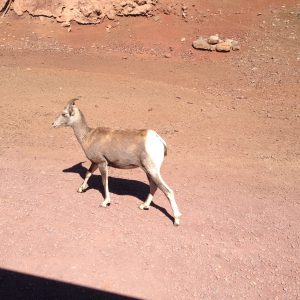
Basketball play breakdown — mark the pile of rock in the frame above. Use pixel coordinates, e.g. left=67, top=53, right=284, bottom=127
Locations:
left=192, top=34, right=240, bottom=52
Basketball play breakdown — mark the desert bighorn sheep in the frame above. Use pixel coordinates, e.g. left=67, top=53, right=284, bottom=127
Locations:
left=52, top=99, right=181, bottom=225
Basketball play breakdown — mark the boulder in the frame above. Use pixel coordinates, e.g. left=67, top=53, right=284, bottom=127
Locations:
left=192, top=37, right=211, bottom=51
left=216, top=42, right=231, bottom=52
left=231, top=40, right=241, bottom=51
left=208, top=34, right=219, bottom=45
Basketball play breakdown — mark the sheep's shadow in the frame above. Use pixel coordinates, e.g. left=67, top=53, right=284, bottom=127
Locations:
left=63, top=162, right=173, bottom=223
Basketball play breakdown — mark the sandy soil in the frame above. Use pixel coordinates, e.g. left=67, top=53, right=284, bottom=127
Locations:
left=0, top=1, right=299, bottom=299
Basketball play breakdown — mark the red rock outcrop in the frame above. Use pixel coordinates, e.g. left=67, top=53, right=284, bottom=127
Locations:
left=1, top=0, right=157, bottom=23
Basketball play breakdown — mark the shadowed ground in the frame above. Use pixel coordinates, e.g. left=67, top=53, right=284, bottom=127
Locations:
left=0, top=268, right=140, bottom=300
left=63, top=162, right=174, bottom=222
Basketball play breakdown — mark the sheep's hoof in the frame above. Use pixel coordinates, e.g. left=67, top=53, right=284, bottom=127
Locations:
left=77, top=186, right=87, bottom=193
left=174, top=217, right=180, bottom=226
left=139, top=204, right=149, bottom=210
left=101, top=201, right=111, bottom=208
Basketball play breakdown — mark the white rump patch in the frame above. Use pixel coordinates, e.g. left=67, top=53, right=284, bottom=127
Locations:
left=145, top=130, right=166, bottom=170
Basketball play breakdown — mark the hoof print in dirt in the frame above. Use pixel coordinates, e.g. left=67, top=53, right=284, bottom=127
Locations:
left=192, top=34, right=240, bottom=52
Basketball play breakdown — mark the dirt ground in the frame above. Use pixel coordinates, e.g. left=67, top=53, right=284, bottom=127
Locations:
left=0, top=1, right=299, bottom=299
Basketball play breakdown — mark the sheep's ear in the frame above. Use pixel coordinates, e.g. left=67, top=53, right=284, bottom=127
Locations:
left=66, top=97, right=80, bottom=115
left=67, top=97, right=80, bottom=107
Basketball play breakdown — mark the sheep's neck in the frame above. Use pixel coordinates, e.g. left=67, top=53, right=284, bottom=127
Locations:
left=72, top=112, right=90, bottom=145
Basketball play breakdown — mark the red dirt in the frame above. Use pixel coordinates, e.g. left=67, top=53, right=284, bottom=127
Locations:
left=0, top=1, right=299, bottom=299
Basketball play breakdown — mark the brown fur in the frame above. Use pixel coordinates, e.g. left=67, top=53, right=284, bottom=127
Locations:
left=82, top=128, right=149, bottom=169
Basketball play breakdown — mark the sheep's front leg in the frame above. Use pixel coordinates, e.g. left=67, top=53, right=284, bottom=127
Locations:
left=77, top=162, right=97, bottom=193
left=99, top=162, right=111, bottom=207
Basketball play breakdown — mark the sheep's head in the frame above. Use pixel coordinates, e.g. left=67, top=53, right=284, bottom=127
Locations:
left=52, top=98, right=81, bottom=128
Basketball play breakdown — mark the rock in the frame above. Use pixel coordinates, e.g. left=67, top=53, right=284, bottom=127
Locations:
left=223, top=39, right=240, bottom=51
left=208, top=34, right=219, bottom=45
left=224, top=38, right=233, bottom=44
left=231, top=40, right=240, bottom=51
left=216, top=42, right=231, bottom=52
left=61, top=21, right=71, bottom=27
left=153, top=15, right=160, bottom=22
left=210, top=44, right=217, bottom=51
left=10, top=0, right=157, bottom=24
left=181, top=5, right=188, bottom=18
left=164, top=53, right=172, bottom=58
left=0, top=0, right=8, bottom=11
left=181, top=37, right=186, bottom=42
left=106, top=10, right=116, bottom=20
left=163, top=6, right=171, bottom=15
left=193, top=35, right=240, bottom=52
left=192, top=37, right=211, bottom=51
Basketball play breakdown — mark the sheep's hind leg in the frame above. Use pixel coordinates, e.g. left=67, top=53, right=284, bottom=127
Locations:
left=149, top=171, right=182, bottom=226
left=77, top=162, right=97, bottom=193
left=139, top=174, right=158, bottom=210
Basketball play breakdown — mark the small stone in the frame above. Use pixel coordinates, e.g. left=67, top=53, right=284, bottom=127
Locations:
left=62, top=21, right=71, bottom=27
left=163, top=7, right=171, bottom=15
left=231, top=40, right=240, bottom=51
left=216, top=42, right=231, bottom=52
left=106, top=10, right=116, bottom=20
left=225, top=38, right=233, bottom=44
left=164, top=53, right=172, bottom=58
left=208, top=34, right=219, bottom=45
left=210, top=45, right=217, bottom=51
left=153, top=16, right=160, bottom=22
left=223, top=39, right=240, bottom=51
left=192, top=37, right=211, bottom=50
left=181, top=37, right=186, bottom=42
left=67, top=27, right=72, bottom=33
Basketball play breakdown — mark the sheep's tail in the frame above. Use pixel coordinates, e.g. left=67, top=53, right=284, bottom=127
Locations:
left=157, top=133, right=167, bottom=156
